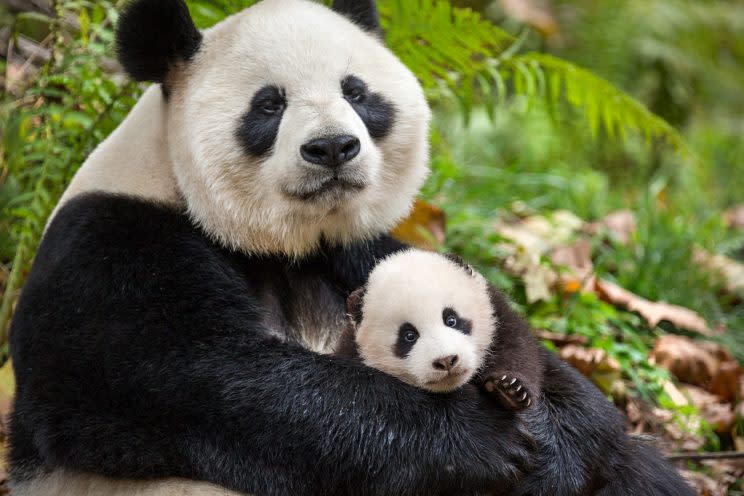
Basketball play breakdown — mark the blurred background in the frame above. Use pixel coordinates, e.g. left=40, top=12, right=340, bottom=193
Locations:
left=1, top=0, right=743, bottom=493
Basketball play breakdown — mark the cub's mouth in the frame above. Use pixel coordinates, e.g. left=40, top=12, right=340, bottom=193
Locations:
left=425, top=368, right=472, bottom=392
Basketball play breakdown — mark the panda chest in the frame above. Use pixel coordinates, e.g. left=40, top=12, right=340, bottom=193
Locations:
left=257, top=271, right=347, bottom=355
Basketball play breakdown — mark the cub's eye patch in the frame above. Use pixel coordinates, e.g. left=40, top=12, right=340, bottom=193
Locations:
left=341, top=74, right=395, bottom=139
left=236, top=85, right=286, bottom=157
left=393, top=322, right=419, bottom=359
left=443, top=307, right=472, bottom=335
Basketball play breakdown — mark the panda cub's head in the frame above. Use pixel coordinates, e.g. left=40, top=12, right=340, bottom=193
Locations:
left=348, top=250, right=496, bottom=393
left=116, top=0, right=431, bottom=257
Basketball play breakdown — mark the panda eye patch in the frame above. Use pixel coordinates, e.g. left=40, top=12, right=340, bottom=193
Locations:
left=254, top=86, right=286, bottom=115
left=236, top=85, right=287, bottom=157
left=341, top=74, right=395, bottom=139
left=342, top=76, right=368, bottom=103
left=443, top=307, right=471, bottom=335
left=393, top=323, right=419, bottom=358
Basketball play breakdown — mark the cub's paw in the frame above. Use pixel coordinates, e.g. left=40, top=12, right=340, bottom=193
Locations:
left=482, top=372, right=533, bottom=411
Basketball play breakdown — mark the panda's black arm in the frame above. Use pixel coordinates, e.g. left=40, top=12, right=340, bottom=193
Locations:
left=9, top=194, right=530, bottom=496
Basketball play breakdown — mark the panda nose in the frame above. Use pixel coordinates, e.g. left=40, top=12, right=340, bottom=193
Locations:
left=432, top=355, right=459, bottom=371
left=300, top=135, right=360, bottom=169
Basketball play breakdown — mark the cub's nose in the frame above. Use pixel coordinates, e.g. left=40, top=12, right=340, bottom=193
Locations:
left=300, top=135, right=360, bottom=169
left=432, top=355, right=459, bottom=372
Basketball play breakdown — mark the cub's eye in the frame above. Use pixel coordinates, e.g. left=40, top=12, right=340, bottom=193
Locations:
left=443, top=309, right=459, bottom=328
left=342, top=75, right=368, bottom=104
left=403, top=329, right=418, bottom=343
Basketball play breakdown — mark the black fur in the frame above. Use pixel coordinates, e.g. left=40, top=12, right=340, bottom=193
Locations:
left=342, top=75, right=396, bottom=139
left=236, top=85, right=287, bottom=157
left=393, top=323, right=419, bottom=359
left=115, top=0, right=202, bottom=88
left=443, top=307, right=472, bottom=335
left=10, top=193, right=532, bottom=496
left=474, top=285, right=545, bottom=411
left=9, top=193, right=694, bottom=495
left=332, top=0, right=381, bottom=33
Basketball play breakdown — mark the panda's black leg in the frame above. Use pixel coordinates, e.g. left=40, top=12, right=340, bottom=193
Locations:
left=481, top=371, right=534, bottom=411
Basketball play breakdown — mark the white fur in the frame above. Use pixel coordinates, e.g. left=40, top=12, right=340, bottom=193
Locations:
left=356, top=250, right=496, bottom=392
left=51, top=85, right=181, bottom=223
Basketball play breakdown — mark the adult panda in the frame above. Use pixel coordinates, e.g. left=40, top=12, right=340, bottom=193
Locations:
left=8, top=0, right=694, bottom=495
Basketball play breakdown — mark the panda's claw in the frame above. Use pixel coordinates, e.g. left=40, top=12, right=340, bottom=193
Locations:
left=480, top=372, right=534, bottom=411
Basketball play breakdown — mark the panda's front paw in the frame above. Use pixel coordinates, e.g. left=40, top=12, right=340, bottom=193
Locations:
left=482, top=372, right=533, bottom=411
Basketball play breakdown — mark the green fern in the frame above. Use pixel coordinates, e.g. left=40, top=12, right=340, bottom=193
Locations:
left=380, top=0, right=691, bottom=157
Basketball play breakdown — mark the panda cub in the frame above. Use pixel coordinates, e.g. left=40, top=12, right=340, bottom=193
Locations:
left=337, top=249, right=543, bottom=410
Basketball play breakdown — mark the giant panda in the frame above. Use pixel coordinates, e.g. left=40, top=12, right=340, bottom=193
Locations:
left=8, top=0, right=695, bottom=495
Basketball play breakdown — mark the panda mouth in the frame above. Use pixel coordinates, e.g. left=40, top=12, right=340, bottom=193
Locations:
left=285, top=176, right=367, bottom=202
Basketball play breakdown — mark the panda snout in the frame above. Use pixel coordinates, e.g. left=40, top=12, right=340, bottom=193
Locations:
left=300, top=134, right=360, bottom=169
left=432, top=354, right=459, bottom=372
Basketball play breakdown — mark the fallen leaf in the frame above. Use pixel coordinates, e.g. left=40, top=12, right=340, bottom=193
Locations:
left=585, top=209, right=637, bottom=245
left=650, top=335, right=719, bottom=387
left=503, top=247, right=556, bottom=303
left=391, top=199, right=446, bottom=251
left=594, top=278, right=715, bottom=336
left=499, top=0, right=558, bottom=36
left=710, top=360, right=742, bottom=403
left=533, top=329, right=588, bottom=347
left=680, top=469, right=726, bottom=496
left=694, top=248, right=744, bottom=297
left=725, top=205, right=744, bottom=230
left=550, top=237, right=594, bottom=291
left=683, top=385, right=736, bottom=434
left=559, top=344, right=621, bottom=394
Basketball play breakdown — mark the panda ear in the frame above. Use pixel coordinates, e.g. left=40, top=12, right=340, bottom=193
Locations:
left=346, top=286, right=367, bottom=326
left=443, top=253, right=475, bottom=277
left=332, top=0, right=381, bottom=33
left=116, top=0, right=203, bottom=84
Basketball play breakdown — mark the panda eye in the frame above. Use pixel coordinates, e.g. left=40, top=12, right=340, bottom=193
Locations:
left=443, top=309, right=458, bottom=328
left=260, top=99, right=285, bottom=116
left=403, top=329, right=419, bottom=343
left=342, top=75, right=368, bottom=104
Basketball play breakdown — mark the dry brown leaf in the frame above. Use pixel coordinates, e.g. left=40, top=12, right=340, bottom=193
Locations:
left=585, top=209, right=637, bottom=245
left=559, top=345, right=621, bottom=394
left=499, top=0, right=558, bottom=36
left=683, top=385, right=736, bottom=434
left=391, top=199, right=446, bottom=251
left=650, top=335, right=719, bottom=387
left=533, top=329, right=588, bottom=347
left=550, top=237, right=594, bottom=292
left=710, top=360, right=742, bottom=403
left=681, top=469, right=727, bottom=496
left=694, top=248, right=744, bottom=297
left=725, top=205, right=744, bottom=230
left=594, top=278, right=715, bottom=336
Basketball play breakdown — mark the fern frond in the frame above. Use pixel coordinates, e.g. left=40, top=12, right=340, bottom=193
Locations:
left=499, top=53, right=692, bottom=156
left=380, top=0, right=514, bottom=90
left=380, top=0, right=691, bottom=157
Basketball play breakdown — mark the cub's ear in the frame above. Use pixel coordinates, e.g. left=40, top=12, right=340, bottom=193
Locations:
left=346, top=286, right=367, bottom=326
left=116, top=0, right=202, bottom=84
left=443, top=253, right=475, bottom=277
left=332, top=0, right=380, bottom=33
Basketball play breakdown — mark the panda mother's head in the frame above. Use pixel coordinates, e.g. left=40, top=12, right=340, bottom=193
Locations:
left=116, top=0, right=431, bottom=257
